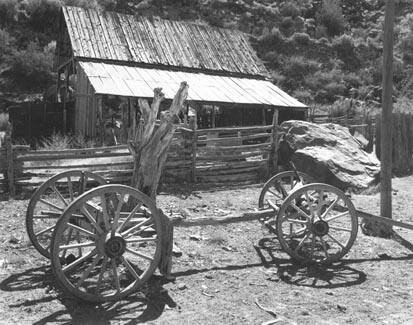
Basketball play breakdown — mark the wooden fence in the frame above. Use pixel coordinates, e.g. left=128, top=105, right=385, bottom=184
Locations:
left=376, top=112, right=413, bottom=174
left=0, top=125, right=277, bottom=197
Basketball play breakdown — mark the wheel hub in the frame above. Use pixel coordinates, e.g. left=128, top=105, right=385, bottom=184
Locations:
left=312, top=220, right=329, bottom=236
left=104, top=234, right=126, bottom=258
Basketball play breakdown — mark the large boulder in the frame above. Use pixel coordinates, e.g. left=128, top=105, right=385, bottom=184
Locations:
left=281, top=120, right=380, bottom=191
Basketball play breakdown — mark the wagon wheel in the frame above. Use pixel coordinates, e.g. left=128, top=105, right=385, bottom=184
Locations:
left=26, top=170, right=106, bottom=258
left=276, top=183, right=358, bottom=264
left=50, top=184, right=162, bottom=303
left=258, top=171, right=313, bottom=233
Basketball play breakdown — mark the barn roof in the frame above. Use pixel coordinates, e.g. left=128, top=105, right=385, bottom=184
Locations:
left=78, top=61, right=306, bottom=108
left=61, top=6, right=268, bottom=77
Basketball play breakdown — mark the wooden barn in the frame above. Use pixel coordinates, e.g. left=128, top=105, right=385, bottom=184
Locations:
left=55, top=6, right=307, bottom=141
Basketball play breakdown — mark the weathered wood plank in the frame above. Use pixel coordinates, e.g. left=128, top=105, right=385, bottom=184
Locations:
left=171, top=209, right=275, bottom=227
left=357, top=210, right=413, bottom=231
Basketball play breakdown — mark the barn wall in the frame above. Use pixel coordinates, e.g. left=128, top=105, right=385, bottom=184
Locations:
left=75, top=63, right=97, bottom=138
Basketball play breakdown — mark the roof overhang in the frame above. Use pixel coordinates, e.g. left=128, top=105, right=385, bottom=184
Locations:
left=78, top=61, right=307, bottom=108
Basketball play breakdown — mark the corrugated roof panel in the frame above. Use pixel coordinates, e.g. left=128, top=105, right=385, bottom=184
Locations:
left=78, top=61, right=306, bottom=108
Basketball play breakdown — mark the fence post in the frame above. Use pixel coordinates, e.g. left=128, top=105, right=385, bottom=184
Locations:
left=189, top=114, right=197, bottom=184
left=375, top=114, right=381, bottom=160
left=270, top=109, right=279, bottom=175
left=5, top=123, right=15, bottom=198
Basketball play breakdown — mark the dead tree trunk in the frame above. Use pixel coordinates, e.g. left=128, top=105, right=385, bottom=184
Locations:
left=128, top=82, right=189, bottom=201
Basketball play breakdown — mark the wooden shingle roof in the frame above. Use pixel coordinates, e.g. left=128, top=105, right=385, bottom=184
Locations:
left=61, top=6, right=268, bottom=77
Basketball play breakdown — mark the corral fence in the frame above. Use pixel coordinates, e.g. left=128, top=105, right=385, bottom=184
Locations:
left=309, top=110, right=376, bottom=150
left=0, top=124, right=278, bottom=198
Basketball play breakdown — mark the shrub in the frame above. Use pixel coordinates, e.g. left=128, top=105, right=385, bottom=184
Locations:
left=292, top=89, right=313, bottom=104
left=263, top=51, right=280, bottom=68
left=316, top=0, right=346, bottom=37
left=0, top=0, right=18, bottom=28
left=394, top=97, right=413, bottom=114
left=324, top=81, right=347, bottom=100
left=290, top=32, right=311, bottom=46
left=38, top=132, right=72, bottom=151
left=0, top=28, right=15, bottom=58
left=3, top=40, right=55, bottom=91
left=72, top=134, right=97, bottom=148
left=270, top=71, right=286, bottom=86
left=332, top=34, right=359, bottom=70
left=283, top=56, right=319, bottom=80
left=279, top=16, right=295, bottom=36
left=279, top=2, right=300, bottom=18
left=19, top=0, right=61, bottom=37
left=0, top=113, right=9, bottom=131
left=64, top=0, right=101, bottom=10
left=257, top=27, right=285, bottom=51
left=343, top=72, right=362, bottom=89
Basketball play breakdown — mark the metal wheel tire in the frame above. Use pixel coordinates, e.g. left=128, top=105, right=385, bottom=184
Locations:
left=276, top=183, right=358, bottom=264
left=50, top=184, right=163, bottom=303
left=26, top=170, right=106, bottom=258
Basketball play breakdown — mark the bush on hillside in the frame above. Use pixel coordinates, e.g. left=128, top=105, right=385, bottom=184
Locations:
left=398, top=14, right=413, bottom=64
left=280, top=56, right=319, bottom=91
left=0, top=0, right=18, bottom=28
left=324, top=81, right=347, bottom=100
left=0, top=28, right=15, bottom=58
left=279, top=2, right=300, bottom=18
left=393, top=96, right=413, bottom=114
left=270, top=71, right=286, bottom=87
left=19, top=0, right=61, bottom=37
left=316, top=0, right=346, bottom=37
left=257, top=27, right=285, bottom=52
left=290, top=32, right=311, bottom=46
left=304, top=69, right=348, bottom=103
left=292, top=89, right=313, bottom=104
left=343, top=72, right=363, bottom=89
left=3, top=40, right=55, bottom=91
left=263, top=51, right=280, bottom=69
left=332, top=34, right=360, bottom=70
left=282, top=56, right=319, bottom=80
left=279, top=16, right=295, bottom=36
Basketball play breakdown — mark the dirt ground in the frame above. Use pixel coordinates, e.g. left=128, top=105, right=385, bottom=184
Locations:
left=0, top=176, right=412, bottom=325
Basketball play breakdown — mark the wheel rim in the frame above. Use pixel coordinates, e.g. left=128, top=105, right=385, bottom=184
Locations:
left=51, top=184, right=162, bottom=302
left=258, top=171, right=313, bottom=210
left=276, top=183, right=358, bottom=264
left=26, top=171, right=106, bottom=258
left=258, top=171, right=313, bottom=233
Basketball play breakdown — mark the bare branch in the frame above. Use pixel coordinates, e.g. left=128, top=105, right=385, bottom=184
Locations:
left=140, top=88, right=165, bottom=146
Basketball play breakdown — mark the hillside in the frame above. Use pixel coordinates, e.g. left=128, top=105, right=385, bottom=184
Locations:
left=0, top=0, right=412, bottom=110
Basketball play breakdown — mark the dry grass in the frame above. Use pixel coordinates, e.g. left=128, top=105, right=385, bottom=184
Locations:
left=0, top=113, right=9, bottom=131
left=38, top=132, right=72, bottom=151
left=37, top=133, right=98, bottom=150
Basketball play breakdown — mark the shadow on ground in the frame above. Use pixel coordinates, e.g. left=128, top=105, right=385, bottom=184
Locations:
left=1, top=266, right=175, bottom=324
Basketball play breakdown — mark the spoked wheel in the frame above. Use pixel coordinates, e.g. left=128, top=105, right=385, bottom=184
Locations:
left=50, top=184, right=162, bottom=302
left=26, top=170, right=106, bottom=258
left=258, top=171, right=313, bottom=233
left=276, top=183, right=358, bottom=264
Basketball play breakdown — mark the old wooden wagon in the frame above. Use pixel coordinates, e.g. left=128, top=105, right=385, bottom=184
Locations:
left=25, top=168, right=413, bottom=302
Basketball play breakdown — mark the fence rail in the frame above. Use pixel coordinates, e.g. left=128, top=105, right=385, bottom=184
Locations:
left=0, top=124, right=278, bottom=197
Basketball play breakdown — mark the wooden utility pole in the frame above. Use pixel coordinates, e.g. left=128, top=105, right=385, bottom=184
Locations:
left=361, top=0, right=395, bottom=237
left=381, top=0, right=395, bottom=221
